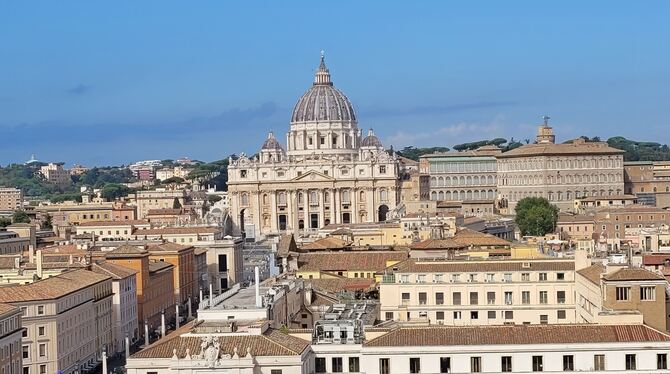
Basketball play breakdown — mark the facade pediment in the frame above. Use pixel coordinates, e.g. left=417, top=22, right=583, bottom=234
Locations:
left=291, top=170, right=335, bottom=182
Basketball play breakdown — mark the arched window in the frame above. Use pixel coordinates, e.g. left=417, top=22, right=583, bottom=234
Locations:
left=360, top=190, right=366, bottom=202
left=430, top=177, right=437, bottom=187
left=278, top=192, right=287, bottom=205
left=262, top=194, right=269, bottom=205
left=342, top=190, right=350, bottom=203
left=380, top=189, right=388, bottom=201
left=241, top=193, right=249, bottom=206
left=310, top=190, right=318, bottom=203
left=298, top=193, right=304, bottom=204
left=324, top=191, right=330, bottom=201
left=438, top=176, right=444, bottom=187
left=438, top=191, right=444, bottom=200
left=431, top=191, right=437, bottom=200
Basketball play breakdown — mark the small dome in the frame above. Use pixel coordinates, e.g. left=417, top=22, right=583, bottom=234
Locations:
left=290, top=54, right=356, bottom=124
left=261, top=132, right=283, bottom=151
left=361, top=129, right=383, bottom=148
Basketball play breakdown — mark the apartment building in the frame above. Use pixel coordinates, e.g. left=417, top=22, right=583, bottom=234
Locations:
left=104, top=245, right=175, bottom=333
left=296, top=251, right=409, bottom=281
left=75, top=220, right=150, bottom=240
left=0, top=188, right=23, bottom=211
left=0, top=304, right=22, bottom=374
left=37, top=202, right=137, bottom=227
left=133, top=190, right=187, bottom=219
left=0, top=269, right=112, bottom=374
left=135, top=226, right=223, bottom=244
left=624, top=160, right=670, bottom=207
left=594, top=205, right=670, bottom=247
left=38, top=163, right=70, bottom=189
left=576, top=262, right=668, bottom=331
left=91, top=262, right=139, bottom=355
left=0, top=231, right=30, bottom=256
left=147, top=243, right=196, bottom=305
left=380, top=258, right=576, bottom=325
left=556, top=214, right=595, bottom=240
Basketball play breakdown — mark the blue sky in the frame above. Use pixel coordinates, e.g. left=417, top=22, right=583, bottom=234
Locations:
left=1, top=1, right=668, bottom=166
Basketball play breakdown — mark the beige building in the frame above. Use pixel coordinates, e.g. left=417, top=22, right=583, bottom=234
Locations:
left=380, top=258, right=576, bottom=325
left=228, top=55, right=400, bottom=239
left=423, top=146, right=501, bottom=202
left=133, top=189, right=187, bottom=219
left=624, top=160, right=670, bottom=208
left=0, top=269, right=113, bottom=374
left=0, top=187, right=23, bottom=211
left=576, top=262, right=669, bottom=331
left=0, top=303, right=22, bottom=374
left=39, top=163, right=70, bottom=189
left=496, top=122, right=625, bottom=211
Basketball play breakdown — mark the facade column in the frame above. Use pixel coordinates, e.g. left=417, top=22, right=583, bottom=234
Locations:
left=319, top=189, right=325, bottom=228
left=270, top=191, right=278, bottom=232
left=294, top=190, right=300, bottom=232
left=351, top=187, right=358, bottom=223
left=253, top=191, right=261, bottom=237
left=368, top=188, right=375, bottom=223
left=330, top=187, right=336, bottom=224
left=333, top=188, right=340, bottom=224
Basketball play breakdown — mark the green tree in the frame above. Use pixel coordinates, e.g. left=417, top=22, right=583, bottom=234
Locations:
left=12, top=210, right=31, bottom=224
left=0, top=217, right=11, bottom=227
left=101, top=183, right=131, bottom=201
left=162, top=177, right=185, bottom=185
left=514, top=197, right=559, bottom=236
left=41, top=214, right=53, bottom=230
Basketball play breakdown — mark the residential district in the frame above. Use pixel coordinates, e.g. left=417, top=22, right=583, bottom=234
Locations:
left=2, top=56, right=670, bottom=374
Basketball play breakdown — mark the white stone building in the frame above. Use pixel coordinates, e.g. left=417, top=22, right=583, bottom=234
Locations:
left=228, top=55, right=401, bottom=239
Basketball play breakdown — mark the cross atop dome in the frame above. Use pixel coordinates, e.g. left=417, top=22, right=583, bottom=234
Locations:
left=314, top=51, right=332, bottom=86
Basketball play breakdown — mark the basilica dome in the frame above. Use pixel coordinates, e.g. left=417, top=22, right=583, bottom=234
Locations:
left=361, top=129, right=383, bottom=148
left=290, top=55, right=357, bottom=124
left=261, top=132, right=283, bottom=151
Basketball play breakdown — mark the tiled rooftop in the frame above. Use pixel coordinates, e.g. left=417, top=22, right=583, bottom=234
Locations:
left=298, top=251, right=408, bottom=272
left=0, top=269, right=110, bottom=302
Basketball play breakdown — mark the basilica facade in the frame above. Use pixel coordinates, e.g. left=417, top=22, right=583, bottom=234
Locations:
left=228, top=55, right=400, bottom=238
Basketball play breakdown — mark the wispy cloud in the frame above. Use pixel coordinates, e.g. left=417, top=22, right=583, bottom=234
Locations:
left=360, top=101, right=515, bottom=118
left=67, top=84, right=92, bottom=95
left=384, top=114, right=508, bottom=147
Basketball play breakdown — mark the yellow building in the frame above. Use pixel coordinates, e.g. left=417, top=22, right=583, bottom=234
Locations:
left=296, top=251, right=408, bottom=282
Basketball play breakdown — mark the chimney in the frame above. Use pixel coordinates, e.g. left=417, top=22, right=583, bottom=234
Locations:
left=254, top=266, right=262, bottom=307
left=36, top=250, right=43, bottom=279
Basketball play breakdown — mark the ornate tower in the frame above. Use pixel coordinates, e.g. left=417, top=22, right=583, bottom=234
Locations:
left=536, top=115, right=556, bottom=144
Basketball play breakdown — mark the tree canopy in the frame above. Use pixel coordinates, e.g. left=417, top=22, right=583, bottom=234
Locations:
left=12, top=210, right=31, bottom=224
left=101, top=183, right=132, bottom=200
left=514, top=197, right=559, bottom=237
left=396, top=146, right=450, bottom=161
left=607, top=136, right=670, bottom=161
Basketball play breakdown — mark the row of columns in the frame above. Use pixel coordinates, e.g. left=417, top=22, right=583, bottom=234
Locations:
left=286, top=129, right=358, bottom=152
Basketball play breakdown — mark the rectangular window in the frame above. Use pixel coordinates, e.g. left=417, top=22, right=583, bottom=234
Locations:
left=332, top=357, right=343, bottom=373
left=625, top=354, right=636, bottom=370
left=641, top=286, right=655, bottom=301
left=557, top=272, right=565, bottom=280
left=658, top=354, right=667, bottom=370
left=539, top=273, right=548, bottom=281
left=471, top=357, right=482, bottom=373
left=557, top=310, right=566, bottom=319
left=504, top=291, right=513, bottom=305
left=557, top=290, right=566, bottom=304
left=521, top=273, right=530, bottom=281
left=385, top=312, right=394, bottom=321
left=349, top=357, right=360, bottom=372
left=451, top=273, right=460, bottom=282
left=453, top=311, right=461, bottom=320
left=503, top=273, right=512, bottom=282
left=37, top=306, right=44, bottom=315
left=487, top=292, right=495, bottom=304
left=39, top=366, right=46, bottom=374
left=402, top=293, right=410, bottom=304
left=419, top=292, right=427, bottom=305
left=453, top=292, right=461, bottom=305
left=616, top=287, right=630, bottom=301
left=436, top=311, right=444, bottom=321
left=504, top=311, right=513, bottom=320
left=594, top=354, right=605, bottom=371
left=540, top=314, right=548, bottom=324
left=380, top=165, right=386, bottom=174
left=469, top=292, right=478, bottom=305
left=470, top=311, right=479, bottom=319
left=380, top=359, right=390, bottom=374
left=563, top=355, right=574, bottom=371
left=440, top=357, right=451, bottom=373
left=38, top=343, right=46, bottom=357
left=436, top=292, right=444, bottom=305
left=522, top=291, right=531, bottom=304
left=410, top=357, right=421, bottom=374
left=539, top=291, right=548, bottom=304
left=22, top=345, right=28, bottom=359
left=532, top=356, right=544, bottom=372
left=488, top=311, right=496, bottom=319
left=501, top=356, right=512, bottom=372
left=315, top=358, right=326, bottom=373
left=271, top=370, right=282, bottom=374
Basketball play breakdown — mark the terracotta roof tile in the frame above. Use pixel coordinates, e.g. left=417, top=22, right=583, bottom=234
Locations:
left=91, top=261, right=138, bottom=280
left=643, top=254, right=670, bottom=266
left=452, top=228, right=511, bottom=248
left=392, top=259, right=574, bottom=273
left=106, top=245, right=148, bottom=258
left=410, top=238, right=465, bottom=250
left=301, top=237, right=352, bottom=251
left=277, top=234, right=297, bottom=258
left=604, top=268, right=665, bottom=281
left=0, top=269, right=110, bottom=302
left=0, top=303, right=19, bottom=316
left=148, top=261, right=174, bottom=273
left=365, top=324, right=670, bottom=347
left=576, top=264, right=605, bottom=285
left=298, top=251, right=408, bottom=272
left=134, top=227, right=220, bottom=235
left=147, top=242, right=193, bottom=252
left=497, top=141, right=624, bottom=158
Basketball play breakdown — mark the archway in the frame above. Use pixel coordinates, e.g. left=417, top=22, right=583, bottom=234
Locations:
left=378, top=205, right=389, bottom=222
